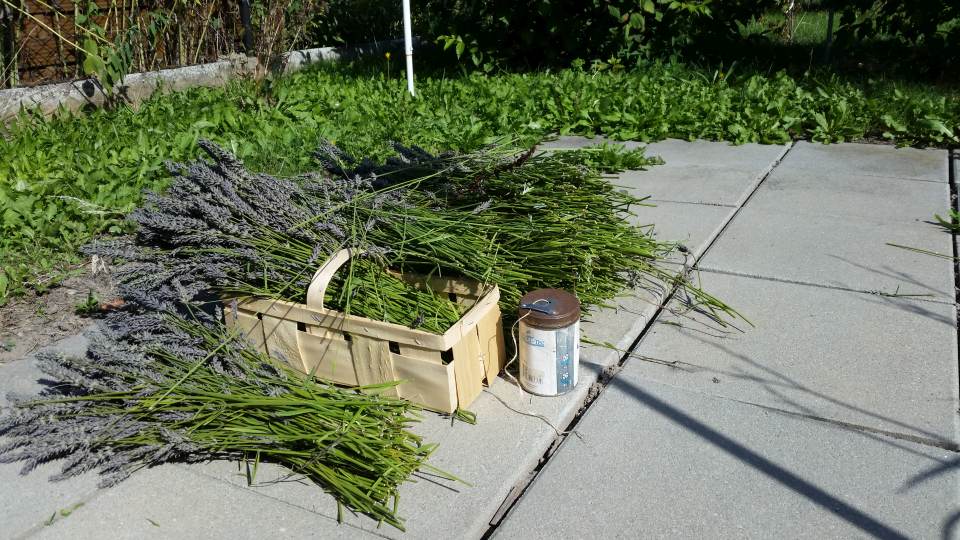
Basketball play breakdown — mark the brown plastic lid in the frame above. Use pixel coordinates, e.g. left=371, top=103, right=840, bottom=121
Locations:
left=518, top=288, right=581, bottom=329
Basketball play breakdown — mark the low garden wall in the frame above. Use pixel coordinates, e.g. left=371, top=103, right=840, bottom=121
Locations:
left=0, top=41, right=401, bottom=122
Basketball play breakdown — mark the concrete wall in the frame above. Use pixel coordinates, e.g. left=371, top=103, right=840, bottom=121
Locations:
left=0, top=44, right=371, bottom=122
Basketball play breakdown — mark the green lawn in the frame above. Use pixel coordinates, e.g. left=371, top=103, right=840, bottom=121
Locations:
left=741, top=9, right=832, bottom=46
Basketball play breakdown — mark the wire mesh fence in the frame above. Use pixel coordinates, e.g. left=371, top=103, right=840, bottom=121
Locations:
left=0, top=0, right=251, bottom=89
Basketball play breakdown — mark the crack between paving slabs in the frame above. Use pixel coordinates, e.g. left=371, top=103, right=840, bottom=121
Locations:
left=720, top=393, right=959, bottom=452
left=843, top=172, right=950, bottom=185
left=481, top=142, right=796, bottom=538
left=648, top=198, right=738, bottom=208
left=696, top=266, right=956, bottom=306
left=948, top=148, right=960, bottom=449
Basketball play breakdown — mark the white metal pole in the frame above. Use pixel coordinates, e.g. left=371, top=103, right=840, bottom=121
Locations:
left=402, top=0, right=415, bottom=96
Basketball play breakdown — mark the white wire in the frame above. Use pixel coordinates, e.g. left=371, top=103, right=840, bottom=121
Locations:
left=502, top=311, right=531, bottom=386
left=484, top=308, right=577, bottom=438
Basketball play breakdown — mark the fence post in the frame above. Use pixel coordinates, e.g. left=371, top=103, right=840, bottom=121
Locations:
left=0, top=7, right=6, bottom=88
left=238, top=0, right=253, bottom=54
left=0, top=1, right=15, bottom=87
left=51, top=0, right=69, bottom=80
left=823, top=9, right=835, bottom=64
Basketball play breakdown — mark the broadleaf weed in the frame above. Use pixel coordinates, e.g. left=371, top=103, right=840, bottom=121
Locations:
left=1, top=62, right=957, bottom=302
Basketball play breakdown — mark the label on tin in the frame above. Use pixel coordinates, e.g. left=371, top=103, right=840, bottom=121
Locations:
left=519, top=321, right=579, bottom=395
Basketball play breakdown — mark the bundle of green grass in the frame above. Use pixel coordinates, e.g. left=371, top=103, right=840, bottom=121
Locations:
left=86, top=139, right=735, bottom=331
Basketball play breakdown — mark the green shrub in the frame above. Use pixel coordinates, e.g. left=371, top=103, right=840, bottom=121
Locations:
left=822, top=0, right=959, bottom=77
left=312, top=0, right=778, bottom=69
left=311, top=1, right=960, bottom=81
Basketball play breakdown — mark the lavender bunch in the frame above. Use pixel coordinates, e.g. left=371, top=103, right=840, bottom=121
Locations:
left=84, top=140, right=466, bottom=333
left=94, top=138, right=737, bottom=328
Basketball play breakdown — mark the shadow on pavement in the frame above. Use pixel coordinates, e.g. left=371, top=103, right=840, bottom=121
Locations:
left=826, top=253, right=953, bottom=307
left=858, top=292, right=957, bottom=330
left=941, top=510, right=960, bottom=540
left=601, top=372, right=912, bottom=539
left=685, top=335, right=956, bottom=449
left=902, top=457, right=960, bottom=492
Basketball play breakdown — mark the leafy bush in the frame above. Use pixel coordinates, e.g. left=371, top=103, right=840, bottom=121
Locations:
left=311, top=1, right=960, bottom=82
left=1, top=61, right=958, bottom=302
left=312, top=0, right=778, bottom=69
left=309, top=0, right=403, bottom=46
left=826, top=0, right=958, bottom=49
left=819, top=0, right=959, bottom=78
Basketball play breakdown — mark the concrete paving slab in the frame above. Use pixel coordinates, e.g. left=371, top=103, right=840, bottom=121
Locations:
left=701, top=137, right=954, bottom=302
left=1, top=455, right=102, bottom=539
left=643, top=139, right=791, bottom=171
left=628, top=271, right=959, bottom=446
left=496, top=379, right=960, bottom=539
left=745, top=167, right=950, bottom=225
left=700, top=204, right=955, bottom=300
left=541, top=137, right=789, bottom=207
left=1, top=352, right=51, bottom=407
left=783, top=141, right=947, bottom=183
left=30, top=465, right=377, bottom=540
left=1, top=332, right=104, bottom=539
left=0, top=332, right=93, bottom=406
left=631, top=201, right=733, bottom=259
left=701, top=143, right=954, bottom=299
left=611, top=141, right=788, bottom=207
left=616, top=165, right=751, bottom=207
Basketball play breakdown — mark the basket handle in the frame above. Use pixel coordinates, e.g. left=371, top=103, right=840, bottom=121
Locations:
left=306, top=248, right=363, bottom=309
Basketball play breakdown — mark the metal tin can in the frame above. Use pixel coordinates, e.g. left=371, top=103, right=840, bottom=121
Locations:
left=518, top=288, right=581, bottom=396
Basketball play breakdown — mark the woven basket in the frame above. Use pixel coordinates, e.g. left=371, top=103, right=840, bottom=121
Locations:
left=225, top=249, right=505, bottom=412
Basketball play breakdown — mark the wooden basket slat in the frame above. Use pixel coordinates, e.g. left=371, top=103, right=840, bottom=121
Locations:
left=452, top=328, right=485, bottom=407
left=477, top=306, right=506, bottom=385
left=260, top=315, right=305, bottom=371
left=350, top=335, right=399, bottom=397
left=298, top=330, right=359, bottom=385
left=226, top=308, right=267, bottom=355
left=239, top=298, right=451, bottom=350
left=397, top=343, right=444, bottom=363
left=392, top=354, right=458, bottom=413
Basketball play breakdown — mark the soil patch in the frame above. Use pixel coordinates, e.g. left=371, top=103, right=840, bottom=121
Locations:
left=0, top=269, right=116, bottom=363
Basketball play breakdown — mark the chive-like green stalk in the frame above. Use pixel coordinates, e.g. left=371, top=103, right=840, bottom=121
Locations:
left=1, top=314, right=458, bottom=530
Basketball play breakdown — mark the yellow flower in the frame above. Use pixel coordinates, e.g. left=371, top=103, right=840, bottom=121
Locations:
left=385, top=52, right=392, bottom=60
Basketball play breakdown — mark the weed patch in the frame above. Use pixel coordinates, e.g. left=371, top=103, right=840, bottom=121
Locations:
left=1, top=62, right=958, bottom=302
